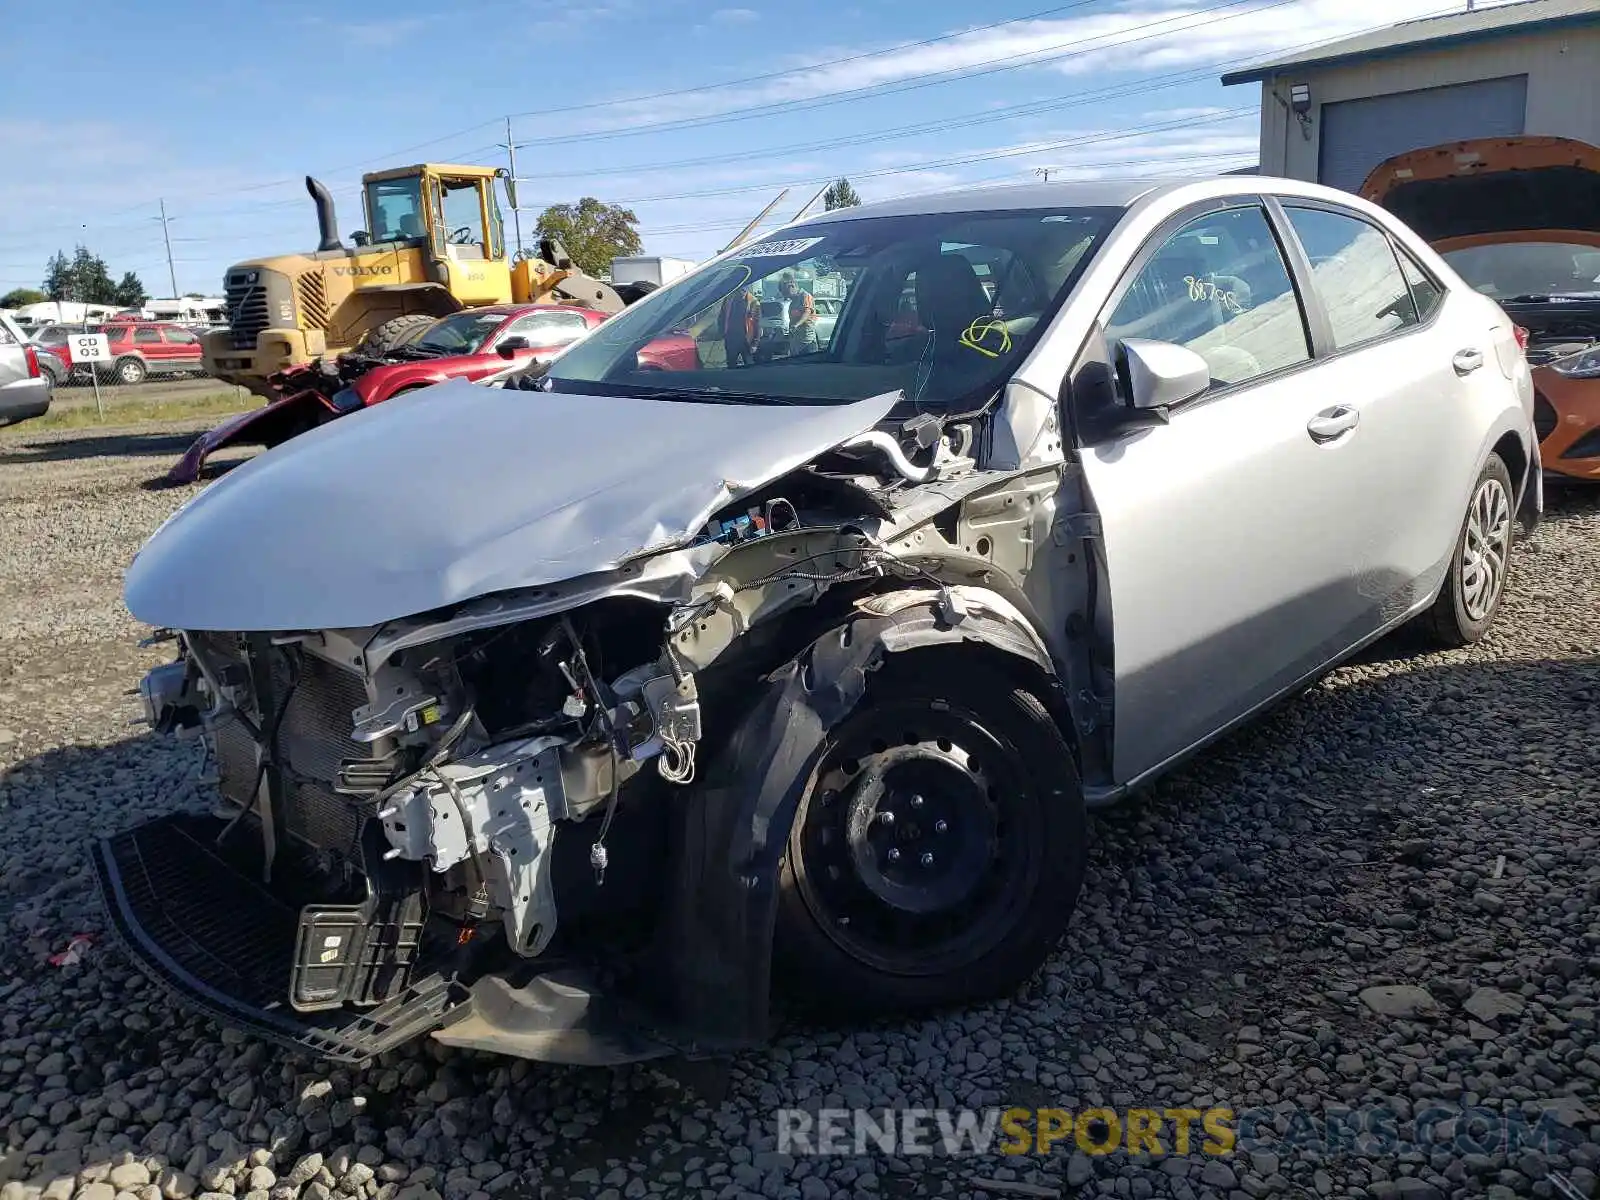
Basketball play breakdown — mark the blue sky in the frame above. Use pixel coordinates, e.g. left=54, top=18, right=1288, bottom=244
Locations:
left=0, top=0, right=1473, bottom=297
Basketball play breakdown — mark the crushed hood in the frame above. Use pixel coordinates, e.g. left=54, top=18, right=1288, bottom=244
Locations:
left=125, top=381, right=900, bottom=632
left=1361, top=136, right=1600, bottom=244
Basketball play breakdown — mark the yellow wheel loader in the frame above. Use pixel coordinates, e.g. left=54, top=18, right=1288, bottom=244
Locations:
left=203, top=164, right=626, bottom=398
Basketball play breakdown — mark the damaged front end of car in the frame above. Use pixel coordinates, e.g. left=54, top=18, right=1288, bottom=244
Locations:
left=96, top=376, right=1101, bottom=1066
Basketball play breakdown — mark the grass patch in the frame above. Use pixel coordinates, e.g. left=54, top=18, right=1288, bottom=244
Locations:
left=2, top=391, right=251, bottom=434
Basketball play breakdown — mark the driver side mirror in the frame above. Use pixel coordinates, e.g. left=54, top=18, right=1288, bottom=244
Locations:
left=497, top=336, right=530, bottom=358
left=1118, top=338, right=1210, bottom=419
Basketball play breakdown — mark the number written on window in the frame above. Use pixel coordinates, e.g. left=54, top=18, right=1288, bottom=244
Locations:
left=1105, top=205, right=1311, bottom=393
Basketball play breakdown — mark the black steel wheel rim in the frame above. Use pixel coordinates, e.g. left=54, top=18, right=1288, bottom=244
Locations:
left=792, top=696, right=1044, bottom=976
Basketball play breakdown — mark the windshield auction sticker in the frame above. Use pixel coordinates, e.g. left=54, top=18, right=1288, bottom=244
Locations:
left=739, top=237, right=826, bottom=257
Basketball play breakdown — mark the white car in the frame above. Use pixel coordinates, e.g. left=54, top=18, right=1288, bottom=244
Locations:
left=110, top=176, right=1538, bottom=1067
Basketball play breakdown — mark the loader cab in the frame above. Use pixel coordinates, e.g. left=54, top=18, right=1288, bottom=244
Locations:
left=358, top=164, right=511, bottom=305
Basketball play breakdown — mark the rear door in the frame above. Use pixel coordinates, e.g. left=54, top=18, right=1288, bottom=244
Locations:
left=132, top=326, right=167, bottom=368
left=1275, top=202, right=1481, bottom=605
left=1073, top=200, right=1389, bottom=783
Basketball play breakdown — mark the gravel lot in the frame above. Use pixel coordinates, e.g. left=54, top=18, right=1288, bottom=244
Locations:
left=1, top=421, right=1597, bottom=1200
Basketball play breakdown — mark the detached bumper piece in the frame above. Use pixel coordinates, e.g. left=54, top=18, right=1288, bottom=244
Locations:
left=91, top=814, right=453, bottom=1064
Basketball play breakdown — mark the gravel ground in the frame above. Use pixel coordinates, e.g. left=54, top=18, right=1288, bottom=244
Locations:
left=1, top=422, right=1597, bottom=1200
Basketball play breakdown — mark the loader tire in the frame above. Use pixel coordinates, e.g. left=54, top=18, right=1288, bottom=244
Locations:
left=353, top=314, right=436, bottom=358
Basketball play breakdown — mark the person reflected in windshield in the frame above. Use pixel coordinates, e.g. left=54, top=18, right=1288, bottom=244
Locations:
left=780, top=274, right=819, bottom=356
left=720, top=285, right=759, bottom=367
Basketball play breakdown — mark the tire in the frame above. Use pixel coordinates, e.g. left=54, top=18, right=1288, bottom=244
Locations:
left=774, top=657, right=1086, bottom=1017
left=352, top=314, right=437, bottom=358
left=113, top=356, right=147, bottom=385
left=1420, top=453, right=1515, bottom=648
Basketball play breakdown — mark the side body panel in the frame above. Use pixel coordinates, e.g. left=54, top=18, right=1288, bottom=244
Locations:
left=1077, top=372, right=1386, bottom=781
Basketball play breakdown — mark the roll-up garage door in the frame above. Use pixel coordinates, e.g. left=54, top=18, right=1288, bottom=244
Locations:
left=1317, top=75, right=1528, bottom=193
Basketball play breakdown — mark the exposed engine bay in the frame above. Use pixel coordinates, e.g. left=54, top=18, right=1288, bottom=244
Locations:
left=108, top=381, right=1111, bottom=1066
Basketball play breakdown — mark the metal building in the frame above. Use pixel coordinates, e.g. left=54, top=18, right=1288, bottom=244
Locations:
left=1222, top=0, right=1600, bottom=193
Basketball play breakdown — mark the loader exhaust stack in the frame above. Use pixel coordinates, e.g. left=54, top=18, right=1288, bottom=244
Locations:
left=306, top=176, right=343, bottom=252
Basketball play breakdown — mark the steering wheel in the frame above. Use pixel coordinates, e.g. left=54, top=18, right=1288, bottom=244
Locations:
left=448, top=226, right=474, bottom=245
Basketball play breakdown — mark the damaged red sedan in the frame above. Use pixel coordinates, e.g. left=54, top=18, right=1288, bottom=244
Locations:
left=166, top=305, right=613, bottom=485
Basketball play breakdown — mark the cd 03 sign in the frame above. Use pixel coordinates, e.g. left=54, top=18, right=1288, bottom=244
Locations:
left=70, top=333, right=110, bottom=363
left=69, top=333, right=112, bottom=416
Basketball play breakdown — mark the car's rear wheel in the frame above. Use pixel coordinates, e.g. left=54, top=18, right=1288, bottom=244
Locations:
left=774, top=658, right=1085, bottom=1016
left=1421, top=453, right=1514, bottom=647
left=113, top=356, right=147, bottom=385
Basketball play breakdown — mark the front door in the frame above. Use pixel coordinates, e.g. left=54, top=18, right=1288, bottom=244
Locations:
left=1074, top=201, right=1385, bottom=783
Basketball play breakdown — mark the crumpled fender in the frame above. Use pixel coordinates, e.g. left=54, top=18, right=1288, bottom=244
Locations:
left=645, top=585, right=1061, bottom=1049
left=166, top=392, right=329, bottom=486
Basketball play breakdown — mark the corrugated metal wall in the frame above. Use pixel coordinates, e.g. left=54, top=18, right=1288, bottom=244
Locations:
left=1317, top=75, right=1528, bottom=191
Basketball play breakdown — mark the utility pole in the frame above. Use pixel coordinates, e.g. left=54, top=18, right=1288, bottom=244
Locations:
left=157, top=198, right=179, bottom=298
left=503, top=116, right=524, bottom=258
left=1035, top=167, right=1052, bottom=183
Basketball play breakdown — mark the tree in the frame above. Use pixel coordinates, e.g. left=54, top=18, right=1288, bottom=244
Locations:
left=823, top=178, right=861, bottom=210
left=41, top=245, right=126, bottom=304
left=534, top=198, right=642, bottom=277
left=1, top=288, right=45, bottom=308
left=113, top=272, right=149, bottom=307
left=70, top=247, right=116, bottom=304
left=43, top=251, right=73, bottom=301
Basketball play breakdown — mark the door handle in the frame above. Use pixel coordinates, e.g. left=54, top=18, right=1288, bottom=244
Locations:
left=1307, top=405, right=1359, bottom=443
left=1453, top=347, right=1484, bottom=375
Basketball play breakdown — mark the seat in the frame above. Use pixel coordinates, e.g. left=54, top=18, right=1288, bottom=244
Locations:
left=912, top=254, right=993, bottom=356
left=397, top=213, right=424, bottom=239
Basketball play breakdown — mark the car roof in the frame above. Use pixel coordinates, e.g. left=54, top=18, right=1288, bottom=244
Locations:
left=790, top=179, right=1168, bottom=224
left=780, top=175, right=1393, bottom=229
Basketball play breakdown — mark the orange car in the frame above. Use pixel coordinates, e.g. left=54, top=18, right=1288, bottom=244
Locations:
left=1363, top=136, right=1600, bottom=483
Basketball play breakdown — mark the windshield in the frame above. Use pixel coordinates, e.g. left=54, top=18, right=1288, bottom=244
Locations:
left=411, top=311, right=506, bottom=355
left=542, top=206, right=1120, bottom=407
left=1442, top=241, right=1600, bottom=300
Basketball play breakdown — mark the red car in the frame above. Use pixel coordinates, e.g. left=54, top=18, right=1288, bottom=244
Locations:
left=166, top=305, right=629, bottom=485
left=56, top=322, right=206, bottom=385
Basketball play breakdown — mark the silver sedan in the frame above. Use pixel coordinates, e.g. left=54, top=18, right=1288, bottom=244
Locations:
left=113, top=175, right=1540, bottom=1061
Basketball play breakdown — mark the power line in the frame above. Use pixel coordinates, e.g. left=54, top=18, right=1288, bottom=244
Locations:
left=633, top=147, right=1258, bottom=237
left=512, top=0, right=1289, bottom=150
left=518, top=107, right=1256, bottom=208
left=504, top=0, right=1110, bottom=123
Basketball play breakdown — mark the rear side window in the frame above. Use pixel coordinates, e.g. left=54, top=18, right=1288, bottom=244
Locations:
left=1396, top=247, right=1445, bottom=323
left=134, top=328, right=162, bottom=345
left=164, top=327, right=199, bottom=344
left=1104, top=204, right=1312, bottom=391
left=1284, top=207, right=1419, bottom=350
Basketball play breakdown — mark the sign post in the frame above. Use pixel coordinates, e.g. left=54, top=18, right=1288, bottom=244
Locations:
left=69, top=333, right=110, bottom=419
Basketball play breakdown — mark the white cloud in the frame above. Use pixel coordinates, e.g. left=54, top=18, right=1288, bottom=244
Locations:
left=298, top=15, right=436, bottom=48
left=711, top=7, right=759, bottom=22
left=575, top=0, right=1502, bottom=132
